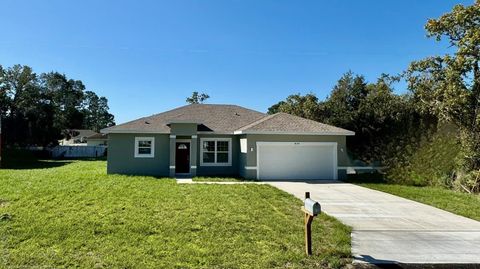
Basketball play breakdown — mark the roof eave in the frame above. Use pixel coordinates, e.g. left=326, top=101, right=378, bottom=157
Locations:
left=234, top=130, right=355, bottom=136
left=101, top=129, right=237, bottom=135
left=101, top=129, right=170, bottom=134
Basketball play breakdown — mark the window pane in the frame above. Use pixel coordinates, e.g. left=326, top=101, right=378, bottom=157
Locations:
left=203, top=141, right=215, bottom=152
left=217, top=141, right=229, bottom=152
left=138, top=147, right=151, bottom=155
left=217, top=153, right=229, bottom=163
left=138, top=141, right=152, bottom=147
left=203, top=152, right=215, bottom=163
left=177, top=144, right=187, bottom=150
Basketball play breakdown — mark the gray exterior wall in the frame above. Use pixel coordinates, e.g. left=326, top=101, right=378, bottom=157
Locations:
left=170, top=123, right=197, bottom=136
left=87, top=139, right=108, bottom=147
left=107, top=133, right=170, bottom=176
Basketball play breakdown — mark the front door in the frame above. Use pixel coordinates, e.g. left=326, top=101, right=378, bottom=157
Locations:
left=175, top=142, right=190, bottom=174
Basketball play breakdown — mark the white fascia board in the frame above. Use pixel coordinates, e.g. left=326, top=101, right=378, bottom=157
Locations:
left=234, top=130, right=355, bottom=136
left=105, top=130, right=236, bottom=135
left=196, top=131, right=234, bottom=135
left=101, top=129, right=170, bottom=134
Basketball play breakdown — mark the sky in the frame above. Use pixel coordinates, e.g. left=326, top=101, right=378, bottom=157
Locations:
left=0, top=0, right=473, bottom=123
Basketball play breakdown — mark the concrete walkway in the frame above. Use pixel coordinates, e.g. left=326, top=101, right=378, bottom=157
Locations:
left=175, top=178, right=266, bottom=185
left=266, top=181, right=480, bottom=265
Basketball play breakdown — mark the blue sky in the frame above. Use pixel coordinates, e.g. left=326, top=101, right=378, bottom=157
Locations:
left=1, top=0, right=472, bottom=123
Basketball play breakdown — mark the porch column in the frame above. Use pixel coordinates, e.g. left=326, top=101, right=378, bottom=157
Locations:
left=169, top=135, right=176, bottom=177
left=190, top=135, right=198, bottom=176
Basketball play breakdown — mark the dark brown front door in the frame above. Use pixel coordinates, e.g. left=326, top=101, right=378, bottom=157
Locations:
left=175, top=142, right=190, bottom=174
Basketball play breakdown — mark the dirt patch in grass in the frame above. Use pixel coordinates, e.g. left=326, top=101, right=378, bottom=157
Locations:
left=0, top=199, right=8, bottom=208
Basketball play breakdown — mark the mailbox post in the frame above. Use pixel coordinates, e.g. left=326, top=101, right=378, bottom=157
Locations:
left=301, top=192, right=321, bottom=255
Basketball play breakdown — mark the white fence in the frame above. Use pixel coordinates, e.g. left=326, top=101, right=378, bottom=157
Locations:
left=51, top=145, right=106, bottom=158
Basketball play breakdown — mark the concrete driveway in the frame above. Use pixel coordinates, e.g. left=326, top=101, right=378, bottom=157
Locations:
left=266, top=181, right=480, bottom=265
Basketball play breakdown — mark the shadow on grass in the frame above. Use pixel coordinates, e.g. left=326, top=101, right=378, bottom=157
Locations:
left=344, top=172, right=388, bottom=184
left=2, top=159, right=73, bottom=170
left=1, top=149, right=108, bottom=170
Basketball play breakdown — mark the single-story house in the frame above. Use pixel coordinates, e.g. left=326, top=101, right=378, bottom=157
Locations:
left=101, top=104, right=354, bottom=180
left=59, top=129, right=98, bottom=145
left=86, top=133, right=109, bottom=147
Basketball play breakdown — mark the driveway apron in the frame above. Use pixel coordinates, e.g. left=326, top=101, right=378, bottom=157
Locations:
left=266, top=181, right=480, bottom=264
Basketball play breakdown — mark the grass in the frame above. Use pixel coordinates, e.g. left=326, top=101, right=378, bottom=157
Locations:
left=0, top=158, right=351, bottom=268
left=349, top=176, right=480, bottom=221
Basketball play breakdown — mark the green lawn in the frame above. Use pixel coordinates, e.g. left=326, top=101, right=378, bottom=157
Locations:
left=356, top=182, right=480, bottom=221
left=0, top=159, right=351, bottom=268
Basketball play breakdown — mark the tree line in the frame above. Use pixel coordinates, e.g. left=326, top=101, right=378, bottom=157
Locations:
left=269, top=73, right=436, bottom=164
left=269, top=1, right=480, bottom=192
left=0, top=65, right=115, bottom=146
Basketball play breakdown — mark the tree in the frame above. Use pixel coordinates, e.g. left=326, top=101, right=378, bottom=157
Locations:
left=82, top=91, right=115, bottom=132
left=267, top=72, right=430, bottom=163
left=186, top=91, right=210, bottom=104
left=0, top=65, right=8, bottom=117
left=41, top=72, right=85, bottom=130
left=267, top=93, right=322, bottom=121
left=0, top=64, right=115, bottom=146
left=321, top=72, right=368, bottom=130
left=406, top=0, right=480, bottom=171
left=0, top=65, right=42, bottom=145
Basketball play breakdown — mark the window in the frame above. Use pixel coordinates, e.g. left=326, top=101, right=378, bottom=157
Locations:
left=200, top=138, right=232, bottom=166
left=135, top=137, right=155, bottom=158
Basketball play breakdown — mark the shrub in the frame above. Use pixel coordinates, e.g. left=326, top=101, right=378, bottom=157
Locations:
left=454, top=170, right=480, bottom=194
left=386, top=124, right=459, bottom=187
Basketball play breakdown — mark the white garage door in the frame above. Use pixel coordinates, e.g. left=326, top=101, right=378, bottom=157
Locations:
left=257, top=142, right=337, bottom=180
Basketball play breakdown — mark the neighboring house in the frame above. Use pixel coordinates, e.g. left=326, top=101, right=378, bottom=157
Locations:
left=101, top=104, right=354, bottom=180
left=59, top=129, right=98, bottom=145
left=86, top=133, right=108, bottom=147
left=54, top=130, right=107, bottom=158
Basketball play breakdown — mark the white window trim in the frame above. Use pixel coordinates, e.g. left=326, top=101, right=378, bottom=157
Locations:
left=200, top=138, right=232, bottom=166
left=134, top=137, right=155, bottom=158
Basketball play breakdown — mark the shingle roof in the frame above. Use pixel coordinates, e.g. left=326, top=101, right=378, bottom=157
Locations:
left=86, top=133, right=108, bottom=140
left=102, top=104, right=266, bottom=134
left=235, top=112, right=355, bottom=135
left=102, top=104, right=354, bottom=136
left=65, top=129, right=98, bottom=139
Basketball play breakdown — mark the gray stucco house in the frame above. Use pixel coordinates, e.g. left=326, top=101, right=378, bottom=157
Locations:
left=101, top=104, right=354, bottom=180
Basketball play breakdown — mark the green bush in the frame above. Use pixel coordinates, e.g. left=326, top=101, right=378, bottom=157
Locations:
left=387, top=124, right=460, bottom=187
left=454, top=170, right=480, bottom=193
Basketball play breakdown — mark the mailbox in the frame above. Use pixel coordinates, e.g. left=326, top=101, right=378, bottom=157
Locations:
left=302, top=192, right=321, bottom=255
left=304, top=198, right=321, bottom=216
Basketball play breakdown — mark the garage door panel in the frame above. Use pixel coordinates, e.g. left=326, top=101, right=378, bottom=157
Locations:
left=258, top=143, right=337, bottom=180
